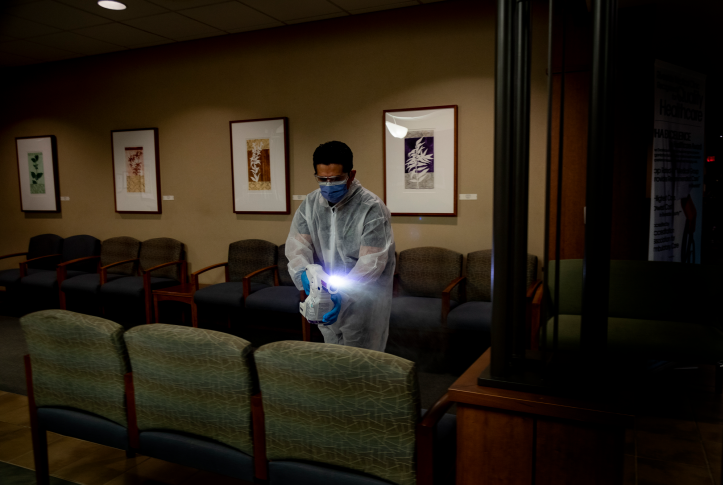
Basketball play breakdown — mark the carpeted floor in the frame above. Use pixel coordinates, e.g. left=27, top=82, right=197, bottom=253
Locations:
left=0, top=316, right=28, bottom=395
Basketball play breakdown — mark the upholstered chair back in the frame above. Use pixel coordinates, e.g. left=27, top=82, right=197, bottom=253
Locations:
left=465, top=250, right=538, bottom=302
left=27, top=234, right=63, bottom=270
left=61, top=235, right=101, bottom=273
left=124, top=325, right=256, bottom=455
left=255, top=341, right=420, bottom=485
left=397, top=247, right=463, bottom=300
left=228, top=239, right=277, bottom=286
left=101, top=237, right=142, bottom=276
left=139, top=238, right=183, bottom=280
left=20, top=310, right=129, bottom=426
left=277, top=243, right=294, bottom=287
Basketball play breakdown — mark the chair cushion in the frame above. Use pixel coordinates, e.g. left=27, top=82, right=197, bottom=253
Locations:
left=27, top=234, right=64, bottom=270
left=139, top=238, right=184, bottom=280
left=38, top=407, right=128, bottom=450
left=61, top=235, right=101, bottom=272
left=21, top=270, right=87, bottom=289
left=228, top=239, right=277, bottom=285
left=0, top=268, right=40, bottom=288
left=545, top=315, right=723, bottom=362
left=193, top=281, right=269, bottom=308
left=447, top=301, right=493, bottom=332
left=390, top=297, right=459, bottom=329
left=61, top=273, right=126, bottom=295
left=269, top=461, right=392, bottom=485
left=139, top=431, right=253, bottom=482
left=245, top=285, right=300, bottom=314
left=100, top=276, right=179, bottom=298
left=101, top=236, right=141, bottom=276
left=397, top=247, right=463, bottom=299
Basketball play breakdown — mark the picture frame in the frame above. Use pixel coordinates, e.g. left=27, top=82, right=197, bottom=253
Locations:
left=383, top=105, right=458, bottom=216
left=111, top=128, right=162, bottom=214
left=230, top=117, right=290, bottom=214
left=15, top=135, right=61, bottom=213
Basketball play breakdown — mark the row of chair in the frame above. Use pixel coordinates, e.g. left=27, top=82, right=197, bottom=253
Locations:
left=22, top=309, right=456, bottom=485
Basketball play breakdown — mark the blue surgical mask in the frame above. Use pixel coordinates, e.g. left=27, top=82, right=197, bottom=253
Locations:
left=320, top=183, right=348, bottom=203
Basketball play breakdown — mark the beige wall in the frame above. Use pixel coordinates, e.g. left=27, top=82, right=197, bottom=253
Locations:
left=0, top=0, right=549, bottom=284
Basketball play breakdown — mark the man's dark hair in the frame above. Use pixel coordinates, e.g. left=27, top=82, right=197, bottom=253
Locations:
left=313, top=141, right=353, bottom=174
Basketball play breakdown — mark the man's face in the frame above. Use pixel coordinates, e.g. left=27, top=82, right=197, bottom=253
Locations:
left=316, top=163, right=356, bottom=189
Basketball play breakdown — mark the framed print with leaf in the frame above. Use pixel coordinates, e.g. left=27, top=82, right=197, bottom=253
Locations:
left=383, top=105, right=458, bottom=216
left=230, top=117, right=290, bottom=214
left=111, top=128, right=161, bottom=214
left=15, top=135, right=61, bottom=212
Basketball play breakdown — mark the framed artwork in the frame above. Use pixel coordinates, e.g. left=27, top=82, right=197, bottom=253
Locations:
left=15, top=135, right=61, bottom=213
left=383, top=105, right=458, bottom=216
left=111, top=128, right=161, bottom=214
left=230, top=117, right=290, bottom=214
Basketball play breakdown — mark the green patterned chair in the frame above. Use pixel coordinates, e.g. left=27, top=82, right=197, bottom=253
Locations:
left=124, top=324, right=257, bottom=481
left=254, top=340, right=456, bottom=485
left=191, top=239, right=277, bottom=328
left=21, top=310, right=132, bottom=485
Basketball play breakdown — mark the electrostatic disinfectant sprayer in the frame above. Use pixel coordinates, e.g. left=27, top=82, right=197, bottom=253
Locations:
left=299, top=264, right=339, bottom=324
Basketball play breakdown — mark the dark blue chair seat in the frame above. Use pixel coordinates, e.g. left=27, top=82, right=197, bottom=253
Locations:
left=101, top=276, right=179, bottom=298
left=61, top=273, right=126, bottom=295
left=390, top=297, right=459, bottom=329
left=0, top=268, right=40, bottom=288
left=269, top=413, right=456, bottom=485
left=37, top=407, right=128, bottom=451
left=139, top=431, right=253, bottom=482
left=194, top=281, right=269, bottom=308
left=21, top=270, right=87, bottom=289
left=245, top=285, right=300, bottom=314
left=447, top=301, right=492, bottom=332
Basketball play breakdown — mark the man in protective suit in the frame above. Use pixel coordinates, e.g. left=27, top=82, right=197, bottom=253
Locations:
left=285, top=141, right=395, bottom=352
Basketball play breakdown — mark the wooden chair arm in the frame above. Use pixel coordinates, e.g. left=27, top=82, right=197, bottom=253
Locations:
left=416, top=392, right=454, bottom=485
left=124, top=372, right=139, bottom=450
left=441, top=276, right=465, bottom=327
left=0, top=252, right=28, bottom=261
left=191, top=262, right=229, bottom=290
left=57, top=255, right=101, bottom=268
left=251, top=393, right=268, bottom=481
left=19, top=253, right=61, bottom=277
left=143, top=260, right=188, bottom=284
left=100, top=258, right=140, bottom=285
left=243, top=265, right=279, bottom=300
left=528, top=280, right=545, bottom=351
left=526, top=279, right=542, bottom=299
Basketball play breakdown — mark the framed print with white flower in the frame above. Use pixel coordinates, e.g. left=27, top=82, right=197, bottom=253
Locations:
left=383, top=106, right=458, bottom=216
left=15, top=135, right=61, bottom=213
left=111, top=128, right=161, bottom=214
left=230, top=117, right=290, bottom=214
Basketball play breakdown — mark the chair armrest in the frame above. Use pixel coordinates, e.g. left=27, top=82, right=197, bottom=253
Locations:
left=19, top=253, right=61, bottom=277
left=124, top=372, right=139, bottom=450
left=58, top=255, right=101, bottom=268
left=191, top=262, right=229, bottom=290
left=441, top=276, right=465, bottom=326
left=251, top=393, right=268, bottom=481
left=416, top=392, right=454, bottom=485
left=143, top=260, right=188, bottom=284
left=100, top=258, right=140, bottom=285
left=527, top=280, right=544, bottom=351
left=526, top=279, right=542, bottom=299
left=0, top=252, right=28, bottom=261
left=243, top=265, right=279, bottom=300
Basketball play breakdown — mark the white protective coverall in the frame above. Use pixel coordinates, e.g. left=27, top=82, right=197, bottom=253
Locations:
left=286, top=179, right=395, bottom=352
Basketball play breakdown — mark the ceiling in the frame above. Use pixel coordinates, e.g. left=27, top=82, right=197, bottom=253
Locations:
left=0, top=0, right=445, bottom=68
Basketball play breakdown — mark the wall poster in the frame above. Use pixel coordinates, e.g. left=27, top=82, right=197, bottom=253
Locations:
left=649, top=61, right=705, bottom=263
left=111, top=128, right=162, bottom=214
left=15, top=135, right=61, bottom=212
left=230, top=117, right=290, bottom=214
left=383, top=106, right=457, bottom=216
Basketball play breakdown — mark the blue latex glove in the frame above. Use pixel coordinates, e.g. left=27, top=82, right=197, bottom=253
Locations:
left=301, top=270, right=310, bottom=296
left=322, top=293, right=342, bottom=325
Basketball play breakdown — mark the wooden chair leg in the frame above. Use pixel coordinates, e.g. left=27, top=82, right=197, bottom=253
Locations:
left=145, top=294, right=154, bottom=325
left=226, top=314, right=232, bottom=329
left=59, top=290, right=66, bottom=310
left=302, top=316, right=311, bottom=342
left=191, top=302, right=199, bottom=328
left=31, top=425, right=49, bottom=485
left=153, top=296, right=160, bottom=324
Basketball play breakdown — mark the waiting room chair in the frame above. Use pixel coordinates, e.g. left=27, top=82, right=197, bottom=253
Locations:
left=100, top=237, right=185, bottom=326
left=20, top=235, right=100, bottom=310
left=243, top=243, right=309, bottom=340
left=60, top=236, right=141, bottom=314
left=386, top=247, right=463, bottom=370
left=192, top=239, right=277, bottom=328
left=445, top=250, right=539, bottom=371
left=21, top=310, right=133, bottom=485
left=0, top=234, right=63, bottom=291
left=124, top=324, right=257, bottom=482
left=253, top=340, right=456, bottom=485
